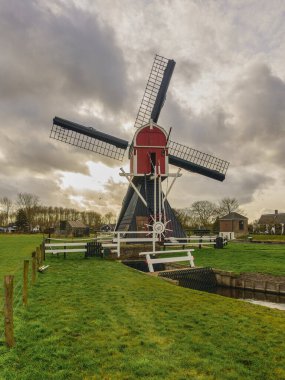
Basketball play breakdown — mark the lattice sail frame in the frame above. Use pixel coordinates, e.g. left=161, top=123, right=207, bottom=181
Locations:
left=134, top=55, right=171, bottom=129
left=168, top=140, right=229, bottom=175
left=50, top=124, right=126, bottom=161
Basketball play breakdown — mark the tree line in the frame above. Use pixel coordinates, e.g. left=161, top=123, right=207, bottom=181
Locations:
left=174, top=198, right=244, bottom=230
left=0, top=193, right=116, bottom=231
left=0, top=193, right=244, bottom=232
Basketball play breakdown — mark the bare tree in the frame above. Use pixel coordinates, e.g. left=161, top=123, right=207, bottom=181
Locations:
left=191, top=200, right=217, bottom=227
left=103, top=212, right=116, bottom=225
left=174, top=208, right=199, bottom=230
left=17, top=193, right=40, bottom=229
left=217, top=197, right=244, bottom=216
left=0, top=197, right=13, bottom=225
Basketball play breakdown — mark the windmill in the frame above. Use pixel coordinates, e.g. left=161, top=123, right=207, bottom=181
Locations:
left=50, top=55, right=229, bottom=238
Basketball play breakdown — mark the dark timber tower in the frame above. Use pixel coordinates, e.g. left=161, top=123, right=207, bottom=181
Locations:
left=50, top=55, right=229, bottom=238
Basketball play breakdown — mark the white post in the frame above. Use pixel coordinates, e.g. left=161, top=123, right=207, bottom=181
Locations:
left=158, top=164, right=161, bottom=222
left=152, top=231, right=156, bottom=252
left=117, top=232, right=120, bottom=257
left=187, top=251, right=195, bottom=267
left=162, top=194, right=166, bottom=224
left=154, top=165, right=157, bottom=221
left=146, top=253, right=154, bottom=272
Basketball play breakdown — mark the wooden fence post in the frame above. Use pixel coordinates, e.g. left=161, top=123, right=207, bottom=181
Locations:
left=23, top=260, right=29, bottom=306
left=38, top=246, right=43, bottom=266
left=4, top=275, right=14, bottom=348
left=32, top=251, right=37, bottom=284
left=41, top=241, right=46, bottom=262
left=36, top=247, right=41, bottom=268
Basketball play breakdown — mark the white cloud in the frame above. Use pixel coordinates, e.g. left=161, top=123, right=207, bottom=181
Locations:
left=58, top=161, right=127, bottom=192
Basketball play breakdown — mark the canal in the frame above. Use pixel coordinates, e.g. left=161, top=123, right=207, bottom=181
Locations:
left=123, top=260, right=285, bottom=311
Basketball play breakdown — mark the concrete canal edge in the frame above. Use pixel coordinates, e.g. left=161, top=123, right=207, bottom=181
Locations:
left=214, top=269, right=285, bottom=295
left=122, top=260, right=285, bottom=295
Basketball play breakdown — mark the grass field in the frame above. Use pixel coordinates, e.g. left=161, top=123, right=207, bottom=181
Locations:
left=0, top=235, right=285, bottom=379
left=182, top=242, right=285, bottom=276
left=251, top=234, right=285, bottom=241
left=0, top=234, right=42, bottom=279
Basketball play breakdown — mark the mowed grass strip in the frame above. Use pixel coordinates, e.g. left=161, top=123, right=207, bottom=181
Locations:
left=196, top=243, right=285, bottom=276
left=0, top=252, right=285, bottom=380
left=165, top=242, right=285, bottom=276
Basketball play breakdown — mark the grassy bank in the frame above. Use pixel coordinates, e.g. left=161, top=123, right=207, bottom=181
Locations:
left=0, top=236, right=285, bottom=379
left=0, top=255, right=285, bottom=380
left=192, top=242, right=285, bottom=276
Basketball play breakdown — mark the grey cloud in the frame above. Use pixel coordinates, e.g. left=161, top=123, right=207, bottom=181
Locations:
left=230, top=63, right=285, bottom=143
left=59, top=179, right=127, bottom=214
left=162, top=61, right=285, bottom=170
left=0, top=170, right=128, bottom=213
left=0, top=0, right=133, bottom=189
left=175, top=59, right=202, bottom=85
left=207, top=61, right=285, bottom=169
left=0, top=1, right=128, bottom=110
left=160, top=95, right=231, bottom=160
left=0, top=172, right=68, bottom=207
left=169, top=166, right=274, bottom=209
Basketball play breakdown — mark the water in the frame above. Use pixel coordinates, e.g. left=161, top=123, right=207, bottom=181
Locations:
left=211, top=286, right=285, bottom=311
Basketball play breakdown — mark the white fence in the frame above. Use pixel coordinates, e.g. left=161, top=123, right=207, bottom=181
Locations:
left=139, top=249, right=195, bottom=273
left=164, top=236, right=219, bottom=248
left=44, top=231, right=158, bottom=258
left=44, top=237, right=94, bottom=257
left=44, top=232, right=224, bottom=259
left=99, top=230, right=159, bottom=257
left=219, top=232, right=235, bottom=240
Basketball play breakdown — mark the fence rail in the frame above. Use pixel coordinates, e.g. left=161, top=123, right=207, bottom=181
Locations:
left=44, top=231, right=159, bottom=258
left=139, top=249, right=195, bottom=273
left=44, top=233, right=226, bottom=259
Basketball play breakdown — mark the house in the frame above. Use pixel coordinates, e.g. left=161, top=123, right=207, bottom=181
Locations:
left=59, top=220, right=89, bottom=237
left=258, top=210, right=285, bottom=234
left=219, top=212, right=248, bottom=239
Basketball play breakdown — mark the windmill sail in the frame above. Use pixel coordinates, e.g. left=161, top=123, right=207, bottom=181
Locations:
left=168, top=140, right=229, bottom=181
left=51, top=117, right=128, bottom=161
left=134, top=55, right=175, bottom=129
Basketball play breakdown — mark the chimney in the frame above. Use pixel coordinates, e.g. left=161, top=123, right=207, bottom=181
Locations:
left=275, top=210, right=278, bottom=215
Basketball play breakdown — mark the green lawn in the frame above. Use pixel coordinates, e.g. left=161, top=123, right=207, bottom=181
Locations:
left=0, top=236, right=285, bottom=379
left=190, top=243, right=285, bottom=276
left=0, top=234, right=42, bottom=279
left=163, top=242, right=285, bottom=276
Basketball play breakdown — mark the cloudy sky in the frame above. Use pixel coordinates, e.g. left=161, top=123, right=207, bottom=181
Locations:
left=0, top=0, right=285, bottom=221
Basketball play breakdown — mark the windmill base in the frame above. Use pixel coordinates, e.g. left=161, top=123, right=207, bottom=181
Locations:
left=115, top=177, right=186, bottom=238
